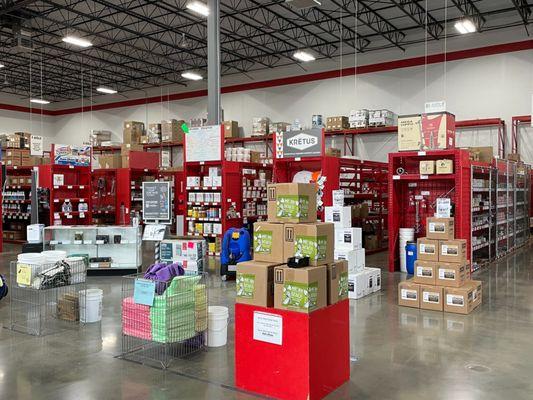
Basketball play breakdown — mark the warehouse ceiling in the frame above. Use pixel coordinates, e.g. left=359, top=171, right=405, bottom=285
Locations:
left=0, top=0, right=530, bottom=102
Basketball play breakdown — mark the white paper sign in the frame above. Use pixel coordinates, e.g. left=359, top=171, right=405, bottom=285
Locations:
left=142, top=224, right=167, bottom=241
left=425, top=100, right=446, bottom=113
left=436, top=198, right=451, bottom=218
left=185, top=125, right=222, bottom=162
left=30, top=135, right=44, bottom=156
left=161, top=149, right=171, bottom=168
left=253, top=311, right=282, bottom=345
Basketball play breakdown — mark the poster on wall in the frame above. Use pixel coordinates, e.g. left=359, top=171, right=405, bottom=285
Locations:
left=30, top=135, right=43, bottom=156
left=185, top=125, right=221, bottom=162
left=161, top=149, right=171, bottom=168
left=276, top=128, right=322, bottom=159
left=142, top=181, right=171, bottom=222
left=53, top=144, right=92, bottom=166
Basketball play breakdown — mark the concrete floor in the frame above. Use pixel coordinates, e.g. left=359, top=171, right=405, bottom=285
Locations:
left=0, top=242, right=532, bottom=399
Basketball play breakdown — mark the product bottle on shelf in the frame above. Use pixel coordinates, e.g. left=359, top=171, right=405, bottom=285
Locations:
left=119, top=202, right=126, bottom=225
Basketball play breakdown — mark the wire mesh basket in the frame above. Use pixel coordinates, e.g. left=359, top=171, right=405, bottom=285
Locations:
left=9, top=260, right=87, bottom=336
left=119, top=273, right=208, bottom=369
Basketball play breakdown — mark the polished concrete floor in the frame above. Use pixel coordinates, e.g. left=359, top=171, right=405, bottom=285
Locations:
left=0, top=242, right=532, bottom=399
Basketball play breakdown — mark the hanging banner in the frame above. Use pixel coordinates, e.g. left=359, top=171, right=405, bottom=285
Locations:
left=30, top=135, right=44, bottom=156
left=276, top=128, right=322, bottom=159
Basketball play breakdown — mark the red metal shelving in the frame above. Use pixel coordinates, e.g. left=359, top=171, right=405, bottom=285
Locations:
left=3, top=165, right=34, bottom=244
left=115, top=167, right=159, bottom=225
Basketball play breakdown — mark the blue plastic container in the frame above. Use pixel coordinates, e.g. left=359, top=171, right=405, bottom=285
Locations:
left=405, top=241, right=417, bottom=275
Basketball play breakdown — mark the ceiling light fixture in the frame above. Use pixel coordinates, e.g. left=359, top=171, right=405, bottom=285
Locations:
left=0, top=64, right=4, bottom=68
left=30, top=98, right=50, bottom=105
left=181, top=71, right=203, bottom=81
left=62, top=35, right=93, bottom=48
left=96, top=87, right=117, bottom=94
left=186, top=1, right=209, bottom=16
left=293, top=50, right=316, bottom=62
left=454, top=19, right=476, bottom=34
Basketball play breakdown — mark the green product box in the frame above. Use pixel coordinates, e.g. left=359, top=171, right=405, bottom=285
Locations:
left=253, top=222, right=285, bottom=263
left=283, top=223, right=334, bottom=266
left=274, top=265, right=327, bottom=313
left=267, top=183, right=317, bottom=223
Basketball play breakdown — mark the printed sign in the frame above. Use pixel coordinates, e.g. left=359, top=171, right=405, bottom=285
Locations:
left=253, top=311, right=282, bottom=345
left=143, top=224, right=167, bottom=241
left=185, top=125, right=222, bottom=162
left=54, top=144, right=91, bottom=166
left=277, top=128, right=322, bottom=158
left=425, top=100, right=446, bottom=113
left=133, top=278, right=156, bottom=306
left=30, top=135, right=44, bottom=156
left=142, top=181, right=170, bottom=221
left=161, top=149, right=171, bottom=168
left=16, top=264, right=32, bottom=286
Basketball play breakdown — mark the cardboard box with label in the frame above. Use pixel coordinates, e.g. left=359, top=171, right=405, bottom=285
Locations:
left=444, top=280, right=481, bottom=315
left=366, top=267, right=382, bottom=293
left=436, top=159, right=454, bottom=174
left=436, top=262, right=466, bottom=287
left=419, top=160, right=435, bottom=175
left=98, top=154, right=122, bottom=169
left=325, top=116, right=349, bottom=131
left=439, top=239, right=467, bottom=263
left=324, top=206, right=353, bottom=228
left=421, top=112, right=456, bottom=150
left=417, top=238, right=439, bottom=261
left=222, top=121, right=239, bottom=138
left=284, top=223, right=334, bottom=266
left=398, top=280, right=420, bottom=308
left=267, top=183, right=317, bottom=223
left=398, top=114, right=422, bottom=151
left=426, top=217, right=454, bottom=240
left=348, top=271, right=367, bottom=300
left=121, top=143, right=144, bottom=155
left=413, top=260, right=436, bottom=285
left=236, top=261, right=281, bottom=307
left=326, top=260, right=348, bottom=305
left=274, top=265, right=327, bottom=313
left=334, top=227, right=362, bottom=250
left=420, top=285, right=444, bottom=311
left=161, top=119, right=185, bottom=143
left=123, top=121, right=144, bottom=144
left=253, top=222, right=285, bottom=263
left=334, top=248, right=365, bottom=274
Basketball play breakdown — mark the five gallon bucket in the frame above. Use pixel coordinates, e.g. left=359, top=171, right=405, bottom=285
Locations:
left=399, top=228, right=414, bottom=273
left=17, top=253, right=45, bottom=288
left=207, top=306, right=229, bottom=347
left=41, top=250, right=67, bottom=264
left=405, top=241, right=417, bottom=275
left=79, top=289, right=103, bottom=323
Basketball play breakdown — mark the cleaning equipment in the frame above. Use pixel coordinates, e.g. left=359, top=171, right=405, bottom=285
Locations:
left=207, top=306, right=229, bottom=347
left=220, top=228, right=252, bottom=281
left=405, top=241, right=417, bottom=275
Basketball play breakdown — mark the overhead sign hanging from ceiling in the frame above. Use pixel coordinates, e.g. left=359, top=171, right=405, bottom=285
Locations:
left=275, top=128, right=322, bottom=159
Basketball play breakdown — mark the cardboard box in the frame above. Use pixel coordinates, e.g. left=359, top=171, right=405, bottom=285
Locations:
left=25, top=156, right=41, bottom=167
left=398, top=280, right=420, bottom=308
left=364, top=234, right=379, bottom=250
left=334, top=248, right=365, bottom=274
left=417, top=238, right=439, bottom=261
left=283, top=223, right=334, bottom=266
left=366, top=267, right=382, bottom=293
left=413, top=260, right=436, bottom=285
left=326, top=260, right=348, bottom=305
left=439, top=239, right=467, bottom=263
left=325, top=148, right=341, bottom=157
left=324, top=206, right=353, bottom=228
left=274, top=265, right=327, bottom=313
left=222, top=121, right=239, bottom=138
left=436, top=159, right=454, bottom=174
left=98, top=154, right=122, bottom=169
left=252, top=222, right=285, bottom=263
left=236, top=261, right=280, bottom=307
left=398, top=114, right=422, bottom=151
left=334, top=227, right=362, bottom=250
left=443, top=281, right=480, bottom=315
left=419, top=160, right=435, bottom=175
left=121, top=151, right=159, bottom=169
left=420, top=285, right=444, bottom=312
left=435, top=262, right=467, bottom=287
left=507, top=153, right=520, bottom=162
left=121, top=143, right=144, bottom=155
left=325, top=116, right=349, bottom=131
left=421, top=112, right=455, bottom=150
left=161, top=119, right=185, bottom=143
left=348, top=271, right=367, bottom=300
left=467, top=146, right=493, bottom=163
left=123, top=121, right=144, bottom=144
left=426, top=217, right=454, bottom=240
left=267, top=183, right=317, bottom=223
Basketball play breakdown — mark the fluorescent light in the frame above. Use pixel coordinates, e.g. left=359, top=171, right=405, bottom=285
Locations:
left=96, top=87, right=117, bottom=94
left=62, top=35, right=92, bottom=48
left=455, top=19, right=476, bottom=34
left=181, top=71, right=203, bottom=81
left=30, top=99, right=50, bottom=105
left=0, top=64, right=4, bottom=68
left=186, top=1, right=209, bottom=16
left=293, top=50, right=316, bottom=62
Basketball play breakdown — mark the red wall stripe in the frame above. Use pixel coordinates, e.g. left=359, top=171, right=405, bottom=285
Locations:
left=1, top=39, right=532, bottom=117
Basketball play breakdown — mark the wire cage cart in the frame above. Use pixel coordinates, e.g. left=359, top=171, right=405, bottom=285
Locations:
left=119, top=273, right=208, bottom=369
left=9, top=257, right=87, bottom=336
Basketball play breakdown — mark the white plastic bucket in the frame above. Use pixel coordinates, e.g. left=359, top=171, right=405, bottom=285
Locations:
left=18, top=253, right=45, bottom=263
left=41, top=250, right=67, bottom=264
left=17, top=253, right=46, bottom=288
left=79, top=289, right=103, bottom=323
left=207, top=306, right=229, bottom=347
left=399, top=228, right=415, bottom=273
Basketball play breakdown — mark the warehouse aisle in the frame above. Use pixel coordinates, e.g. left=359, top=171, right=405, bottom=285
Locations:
left=0, top=243, right=531, bottom=400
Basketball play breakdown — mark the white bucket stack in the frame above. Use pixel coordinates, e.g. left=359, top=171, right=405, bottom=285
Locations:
left=399, top=228, right=415, bottom=273
left=79, top=289, right=103, bottom=323
left=207, top=306, right=229, bottom=347
left=41, top=250, right=67, bottom=264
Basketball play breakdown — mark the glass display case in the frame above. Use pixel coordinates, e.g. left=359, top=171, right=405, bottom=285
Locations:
left=43, top=225, right=142, bottom=271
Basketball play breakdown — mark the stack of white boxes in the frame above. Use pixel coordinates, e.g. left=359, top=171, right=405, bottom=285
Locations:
left=324, top=195, right=381, bottom=300
left=159, top=238, right=207, bottom=275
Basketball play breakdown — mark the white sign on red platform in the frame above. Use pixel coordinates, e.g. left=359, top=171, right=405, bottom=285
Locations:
left=253, top=311, right=282, bottom=345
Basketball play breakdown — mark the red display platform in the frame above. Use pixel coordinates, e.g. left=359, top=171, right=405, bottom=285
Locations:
left=235, top=300, right=350, bottom=400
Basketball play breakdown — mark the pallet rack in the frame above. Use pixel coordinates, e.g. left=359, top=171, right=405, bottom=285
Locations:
left=38, top=164, right=92, bottom=226
left=2, top=165, right=33, bottom=243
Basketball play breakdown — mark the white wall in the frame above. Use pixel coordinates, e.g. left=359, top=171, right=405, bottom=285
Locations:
left=2, top=42, right=533, bottom=164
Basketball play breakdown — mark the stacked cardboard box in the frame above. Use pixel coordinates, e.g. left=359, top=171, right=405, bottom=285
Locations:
left=161, top=119, right=185, bottom=143
left=398, top=216, right=482, bottom=314
left=398, top=112, right=456, bottom=151
left=123, top=121, right=144, bottom=144
left=236, top=183, right=346, bottom=313
left=252, top=117, right=270, bottom=136
left=325, top=116, right=349, bottom=131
